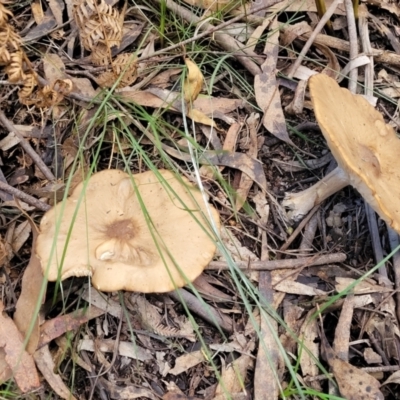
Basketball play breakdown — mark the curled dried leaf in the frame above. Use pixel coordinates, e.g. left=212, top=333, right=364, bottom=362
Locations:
left=5, top=50, right=25, bottom=82
left=97, top=53, right=137, bottom=88
left=0, top=26, right=20, bottom=64
left=18, top=72, right=38, bottom=100
left=0, top=1, right=12, bottom=25
left=183, top=58, right=203, bottom=103
left=20, top=78, right=71, bottom=108
left=73, top=0, right=124, bottom=65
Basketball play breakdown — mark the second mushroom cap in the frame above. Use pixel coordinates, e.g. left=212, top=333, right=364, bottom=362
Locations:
left=309, top=74, right=400, bottom=232
left=36, top=169, right=220, bottom=292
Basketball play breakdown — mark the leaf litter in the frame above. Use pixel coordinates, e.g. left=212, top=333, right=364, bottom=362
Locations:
left=0, top=0, right=400, bottom=398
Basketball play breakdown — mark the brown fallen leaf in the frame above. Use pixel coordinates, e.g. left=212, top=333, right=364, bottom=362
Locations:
left=34, top=345, right=77, bottom=400
left=254, top=18, right=293, bottom=145
left=162, top=144, right=267, bottom=191
left=38, top=306, right=105, bottom=348
left=187, top=108, right=217, bottom=127
left=235, top=113, right=260, bottom=210
left=120, top=89, right=243, bottom=119
left=31, top=1, right=45, bottom=24
left=169, top=350, right=205, bottom=375
left=193, top=274, right=233, bottom=302
left=13, top=220, right=44, bottom=354
left=321, top=325, right=384, bottom=400
left=214, top=339, right=255, bottom=399
left=100, top=376, right=157, bottom=399
left=298, top=309, right=320, bottom=388
left=0, top=301, right=40, bottom=392
left=0, top=348, right=12, bottom=384
left=183, top=58, right=203, bottom=103
left=78, top=338, right=152, bottom=362
left=132, top=295, right=195, bottom=342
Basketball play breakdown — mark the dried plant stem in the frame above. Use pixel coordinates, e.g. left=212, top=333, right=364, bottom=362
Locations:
left=208, top=252, right=346, bottom=270
left=287, top=0, right=343, bottom=79
left=0, top=181, right=51, bottom=211
left=345, top=0, right=358, bottom=93
left=0, top=111, right=56, bottom=182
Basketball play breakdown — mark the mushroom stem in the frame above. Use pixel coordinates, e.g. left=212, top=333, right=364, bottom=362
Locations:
left=282, top=166, right=349, bottom=221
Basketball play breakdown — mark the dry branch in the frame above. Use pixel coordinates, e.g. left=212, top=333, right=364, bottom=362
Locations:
left=0, top=111, right=56, bottom=182
left=208, top=253, right=346, bottom=270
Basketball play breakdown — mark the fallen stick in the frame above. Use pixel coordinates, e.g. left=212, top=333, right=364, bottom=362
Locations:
left=0, top=111, right=56, bottom=182
left=207, top=253, right=346, bottom=270
left=0, top=181, right=51, bottom=211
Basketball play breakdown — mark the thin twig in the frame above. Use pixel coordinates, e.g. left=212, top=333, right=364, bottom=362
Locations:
left=280, top=206, right=320, bottom=253
left=208, top=252, right=346, bottom=270
left=287, top=0, right=343, bottom=79
left=0, top=181, right=51, bottom=211
left=0, top=111, right=56, bottom=182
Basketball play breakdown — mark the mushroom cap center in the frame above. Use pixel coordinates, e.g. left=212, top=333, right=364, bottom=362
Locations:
left=105, top=219, right=138, bottom=240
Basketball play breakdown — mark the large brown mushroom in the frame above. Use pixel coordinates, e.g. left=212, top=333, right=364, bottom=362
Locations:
left=36, top=169, right=220, bottom=292
left=283, top=73, right=400, bottom=233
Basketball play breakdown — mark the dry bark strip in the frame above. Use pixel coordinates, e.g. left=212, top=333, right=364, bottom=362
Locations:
left=208, top=252, right=346, bottom=270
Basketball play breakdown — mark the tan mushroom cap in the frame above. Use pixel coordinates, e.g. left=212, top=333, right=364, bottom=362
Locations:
left=310, top=74, right=400, bottom=232
left=36, top=169, right=220, bottom=292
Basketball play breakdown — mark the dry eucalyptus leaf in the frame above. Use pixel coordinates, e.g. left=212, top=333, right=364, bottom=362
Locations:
left=81, top=286, right=122, bottom=318
left=214, top=339, right=255, bottom=399
left=169, top=351, right=205, bottom=375
left=48, top=0, right=64, bottom=26
left=132, top=295, right=195, bottom=342
left=0, top=301, right=40, bottom=392
left=31, top=1, right=44, bottom=24
left=330, top=357, right=383, bottom=400
left=321, top=324, right=384, bottom=400
left=13, top=222, right=44, bottom=355
left=218, top=226, right=258, bottom=262
left=336, top=277, right=392, bottom=294
left=187, top=108, right=216, bottom=127
left=254, top=19, right=293, bottom=144
left=78, top=339, right=152, bottom=361
left=183, top=58, right=203, bottom=103
left=43, top=53, right=67, bottom=83
left=274, top=280, right=327, bottom=296
left=382, top=370, right=400, bottom=386
left=0, top=349, right=12, bottom=384
left=38, top=307, right=105, bottom=348
left=298, top=310, right=320, bottom=384
left=193, top=274, right=232, bottom=302
left=235, top=113, right=260, bottom=211
left=34, top=345, right=77, bottom=400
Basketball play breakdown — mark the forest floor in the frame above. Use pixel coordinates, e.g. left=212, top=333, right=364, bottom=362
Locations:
left=1, top=0, right=400, bottom=399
